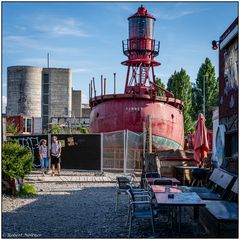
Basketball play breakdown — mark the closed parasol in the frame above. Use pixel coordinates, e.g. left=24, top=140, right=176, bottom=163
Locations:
left=193, top=113, right=209, bottom=166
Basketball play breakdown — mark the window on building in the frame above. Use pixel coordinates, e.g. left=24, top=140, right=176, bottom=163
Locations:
left=43, top=105, right=48, bottom=115
left=43, top=74, right=49, bottom=84
left=43, top=84, right=49, bottom=94
left=64, top=107, right=68, bottom=115
left=43, top=116, right=49, bottom=125
left=23, top=118, right=32, bottom=133
left=43, top=95, right=48, bottom=104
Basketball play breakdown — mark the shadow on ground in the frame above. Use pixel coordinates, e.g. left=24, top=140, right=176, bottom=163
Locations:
left=2, top=184, right=208, bottom=238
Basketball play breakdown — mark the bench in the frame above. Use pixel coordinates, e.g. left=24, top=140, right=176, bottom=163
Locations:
left=188, top=168, right=237, bottom=200
left=199, top=179, right=238, bottom=237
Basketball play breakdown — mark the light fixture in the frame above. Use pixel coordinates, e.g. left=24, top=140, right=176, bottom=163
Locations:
left=212, top=40, right=219, bottom=50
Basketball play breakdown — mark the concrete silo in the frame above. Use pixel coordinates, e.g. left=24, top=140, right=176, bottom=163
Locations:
left=7, top=66, right=42, bottom=117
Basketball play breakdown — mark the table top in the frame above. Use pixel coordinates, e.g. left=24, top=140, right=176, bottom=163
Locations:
left=151, top=185, right=182, bottom=193
left=155, top=192, right=206, bottom=207
left=174, top=166, right=198, bottom=169
left=146, top=177, right=181, bottom=185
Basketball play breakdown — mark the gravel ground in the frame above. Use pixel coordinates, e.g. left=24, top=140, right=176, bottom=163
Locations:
left=2, top=181, right=207, bottom=238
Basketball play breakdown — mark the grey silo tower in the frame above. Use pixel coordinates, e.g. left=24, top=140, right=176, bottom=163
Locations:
left=7, top=66, right=42, bottom=117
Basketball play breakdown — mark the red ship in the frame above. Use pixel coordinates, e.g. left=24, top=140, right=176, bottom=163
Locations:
left=89, top=5, right=184, bottom=151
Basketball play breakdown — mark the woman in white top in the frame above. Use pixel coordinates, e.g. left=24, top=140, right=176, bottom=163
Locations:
left=39, top=139, right=49, bottom=176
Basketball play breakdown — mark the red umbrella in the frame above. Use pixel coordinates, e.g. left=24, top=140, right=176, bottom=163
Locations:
left=193, top=113, right=209, bottom=166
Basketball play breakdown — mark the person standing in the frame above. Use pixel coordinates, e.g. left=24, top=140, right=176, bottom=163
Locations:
left=39, top=139, right=49, bottom=176
left=50, top=136, right=62, bottom=176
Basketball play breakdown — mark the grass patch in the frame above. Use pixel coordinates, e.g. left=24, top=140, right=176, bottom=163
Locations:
left=17, top=183, right=37, bottom=197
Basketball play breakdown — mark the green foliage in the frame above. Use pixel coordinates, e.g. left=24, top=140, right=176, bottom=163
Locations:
left=167, top=68, right=194, bottom=134
left=2, top=141, right=34, bottom=180
left=192, top=57, right=218, bottom=128
left=6, top=122, right=19, bottom=135
left=47, top=123, right=89, bottom=134
left=51, top=124, right=63, bottom=134
left=17, top=183, right=36, bottom=197
left=155, top=77, right=166, bottom=96
left=80, top=128, right=89, bottom=134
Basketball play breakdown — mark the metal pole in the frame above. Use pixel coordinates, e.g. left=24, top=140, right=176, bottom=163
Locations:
left=101, top=75, right=103, bottom=96
left=124, top=130, right=127, bottom=174
left=125, top=66, right=130, bottom=93
left=90, top=80, right=93, bottom=99
left=89, top=83, right=90, bottom=101
left=93, top=77, right=96, bottom=97
left=114, top=73, right=116, bottom=94
left=143, top=121, right=146, bottom=159
left=203, top=75, right=206, bottom=116
left=147, top=115, right=152, bottom=153
left=47, top=53, right=50, bottom=68
left=101, top=133, right=103, bottom=172
left=104, top=78, right=106, bottom=95
left=48, top=133, right=51, bottom=168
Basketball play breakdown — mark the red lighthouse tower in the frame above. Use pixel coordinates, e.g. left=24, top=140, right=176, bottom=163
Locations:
left=122, top=5, right=171, bottom=97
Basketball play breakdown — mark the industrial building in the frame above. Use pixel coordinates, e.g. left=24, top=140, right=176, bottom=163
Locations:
left=7, top=66, right=42, bottom=117
left=41, top=67, right=72, bottom=129
left=6, top=66, right=82, bottom=132
left=81, top=103, right=91, bottom=118
left=72, top=90, right=82, bottom=117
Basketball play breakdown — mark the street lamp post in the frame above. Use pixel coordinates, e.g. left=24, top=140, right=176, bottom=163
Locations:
left=202, top=74, right=208, bottom=116
left=203, top=75, right=205, bottom=116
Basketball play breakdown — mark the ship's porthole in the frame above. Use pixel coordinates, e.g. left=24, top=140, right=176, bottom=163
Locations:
left=96, top=112, right=99, bottom=117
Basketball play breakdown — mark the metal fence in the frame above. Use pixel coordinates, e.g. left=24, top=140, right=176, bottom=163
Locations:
left=102, top=130, right=143, bottom=173
left=9, top=131, right=144, bottom=173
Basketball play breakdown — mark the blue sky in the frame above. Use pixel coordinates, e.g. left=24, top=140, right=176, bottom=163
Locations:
left=2, top=1, right=238, bottom=111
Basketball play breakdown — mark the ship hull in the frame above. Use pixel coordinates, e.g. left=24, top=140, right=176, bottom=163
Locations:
left=89, top=96, right=184, bottom=151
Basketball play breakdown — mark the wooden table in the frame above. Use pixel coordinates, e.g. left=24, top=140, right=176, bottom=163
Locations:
left=155, top=192, right=206, bottom=232
left=146, top=177, right=181, bottom=186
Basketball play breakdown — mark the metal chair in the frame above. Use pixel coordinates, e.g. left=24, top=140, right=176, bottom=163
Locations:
left=115, top=176, right=131, bottom=211
left=126, top=189, right=156, bottom=237
left=126, top=183, right=151, bottom=225
left=143, top=172, right=161, bottom=189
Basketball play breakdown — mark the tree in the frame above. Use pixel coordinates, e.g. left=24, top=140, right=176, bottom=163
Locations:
left=167, top=68, right=194, bottom=134
left=6, top=122, right=19, bottom=135
left=155, top=77, right=166, bottom=96
left=192, top=58, right=218, bottom=129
